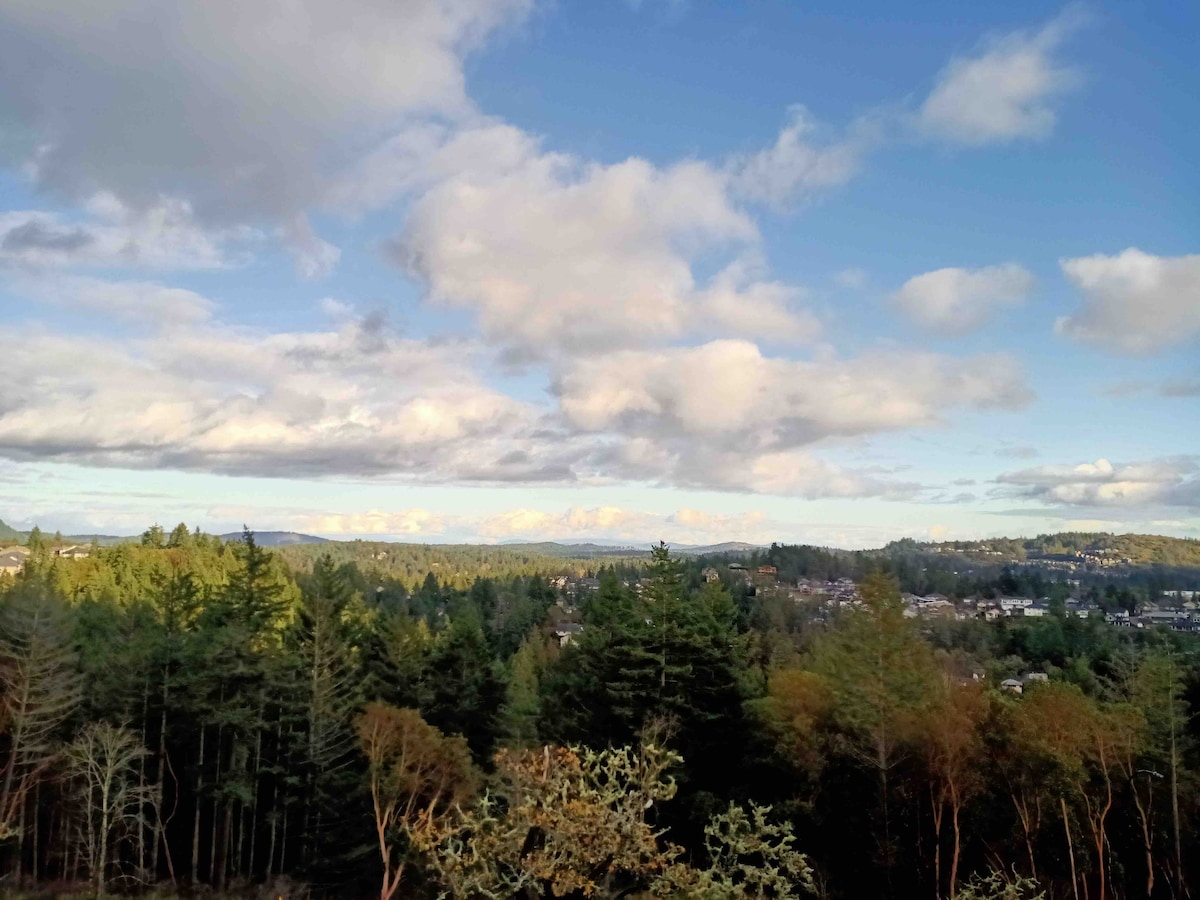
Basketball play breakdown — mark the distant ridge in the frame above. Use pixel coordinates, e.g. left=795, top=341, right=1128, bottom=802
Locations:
left=0, top=518, right=20, bottom=542
left=220, top=531, right=329, bottom=547
left=673, top=541, right=760, bottom=555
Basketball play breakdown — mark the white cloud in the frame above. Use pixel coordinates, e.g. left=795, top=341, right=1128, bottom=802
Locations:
left=555, top=339, right=1028, bottom=496
left=393, top=124, right=818, bottom=355
left=477, top=505, right=772, bottom=545
left=281, top=216, right=342, bottom=279
left=557, top=339, right=1031, bottom=440
left=299, top=509, right=446, bottom=536
left=995, top=456, right=1200, bottom=509
left=12, top=275, right=216, bottom=328
left=729, top=106, right=870, bottom=208
left=919, top=11, right=1084, bottom=144
left=0, top=0, right=532, bottom=226
left=0, top=196, right=252, bottom=270
left=0, top=290, right=577, bottom=482
left=893, top=263, right=1034, bottom=335
left=1056, top=248, right=1200, bottom=354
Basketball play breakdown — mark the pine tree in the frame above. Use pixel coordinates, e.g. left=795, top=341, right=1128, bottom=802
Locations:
left=0, top=580, right=82, bottom=859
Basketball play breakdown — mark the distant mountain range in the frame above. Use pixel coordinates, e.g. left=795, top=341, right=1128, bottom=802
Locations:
left=0, top=517, right=125, bottom=546
left=0, top=519, right=759, bottom=554
left=218, top=531, right=329, bottom=546
left=494, top=540, right=761, bottom=557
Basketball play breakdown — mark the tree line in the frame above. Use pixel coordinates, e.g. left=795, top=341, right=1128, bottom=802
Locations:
left=2, top=530, right=1200, bottom=898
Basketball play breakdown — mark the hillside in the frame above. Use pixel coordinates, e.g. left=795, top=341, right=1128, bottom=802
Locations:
left=272, top=538, right=646, bottom=589
left=219, top=530, right=329, bottom=546
left=675, top=541, right=760, bottom=555
left=895, top=532, right=1200, bottom=568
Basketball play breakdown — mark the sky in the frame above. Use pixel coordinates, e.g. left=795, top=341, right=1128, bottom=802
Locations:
left=0, top=0, right=1197, bottom=548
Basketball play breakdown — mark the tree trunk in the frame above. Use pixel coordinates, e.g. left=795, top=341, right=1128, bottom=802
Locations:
left=191, top=725, right=205, bottom=885
left=1171, top=722, right=1185, bottom=897
left=209, top=722, right=223, bottom=886
left=216, top=799, right=232, bottom=892
left=138, top=676, right=150, bottom=877
left=249, top=717, right=263, bottom=877
left=16, top=788, right=26, bottom=887
left=98, top=770, right=111, bottom=898
left=949, top=796, right=962, bottom=900
left=280, top=805, right=290, bottom=875
left=152, top=701, right=168, bottom=881
left=31, top=780, right=39, bottom=885
left=930, top=787, right=943, bottom=900
left=1063, top=796, right=1080, bottom=900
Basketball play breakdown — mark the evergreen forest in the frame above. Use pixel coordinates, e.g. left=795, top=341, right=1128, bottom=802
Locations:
left=3, top=527, right=1200, bottom=899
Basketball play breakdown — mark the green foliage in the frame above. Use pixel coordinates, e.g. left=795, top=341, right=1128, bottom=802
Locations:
left=5, top=528, right=1200, bottom=899
left=953, top=872, right=1045, bottom=900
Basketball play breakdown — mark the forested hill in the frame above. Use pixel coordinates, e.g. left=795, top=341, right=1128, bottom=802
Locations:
left=888, top=532, right=1200, bottom=568
left=272, top=538, right=647, bottom=589
left=218, top=530, right=328, bottom=546
left=8, top=528, right=1200, bottom=899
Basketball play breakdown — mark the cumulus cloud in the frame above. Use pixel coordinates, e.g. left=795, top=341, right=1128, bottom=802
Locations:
left=477, top=505, right=772, bottom=544
left=0, top=0, right=532, bottom=226
left=0, top=196, right=251, bottom=270
left=919, top=10, right=1084, bottom=144
left=729, top=106, right=870, bottom=208
left=392, top=124, right=818, bottom=355
left=0, top=289, right=580, bottom=482
left=299, top=509, right=446, bottom=536
left=893, top=264, right=1034, bottom=335
left=557, top=339, right=1031, bottom=442
left=1056, top=249, right=1200, bottom=354
left=554, top=339, right=1028, bottom=496
left=0, top=272, right=1023, bottom=500
left=12, top=275, right=216, bottom=328
left=996, top=457, right=1200, bottom=509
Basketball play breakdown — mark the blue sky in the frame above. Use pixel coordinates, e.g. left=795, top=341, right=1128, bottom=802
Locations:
left=0, top=0, right=1197, bottom=547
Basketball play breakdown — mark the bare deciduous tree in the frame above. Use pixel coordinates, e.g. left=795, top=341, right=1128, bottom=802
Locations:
left=64, top=722, right=152, bottom=897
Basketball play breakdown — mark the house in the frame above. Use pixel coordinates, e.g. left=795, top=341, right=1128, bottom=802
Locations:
left=1023, top=672, right=1049, bottom=685
left=1000, top=679, right=1023, bottom=694
left=1020, top=601, right=1051, bottom=618
left=756, top=565, right=778, bottom=577
left=701, top=567, right=720, bottom=583
left=1163, top=590, right=1198, bottom=601
left=999, top=597, right=1033, bottom=613
left=0, top=551, right=26, bottom=576
left=55, top=544, right=90, bottom=559
left=553, top=623, right=584, bottom=648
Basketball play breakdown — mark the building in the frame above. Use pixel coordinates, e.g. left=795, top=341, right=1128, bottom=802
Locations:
left=55, top=545, right=90, bottom=559
left=999, top=597, right=1033, bottom=612
left=553, top=623, right=584, bottom=648
left=701, top=567, right=720, bottom=583
left=0, top=551, right=25, bottom=576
